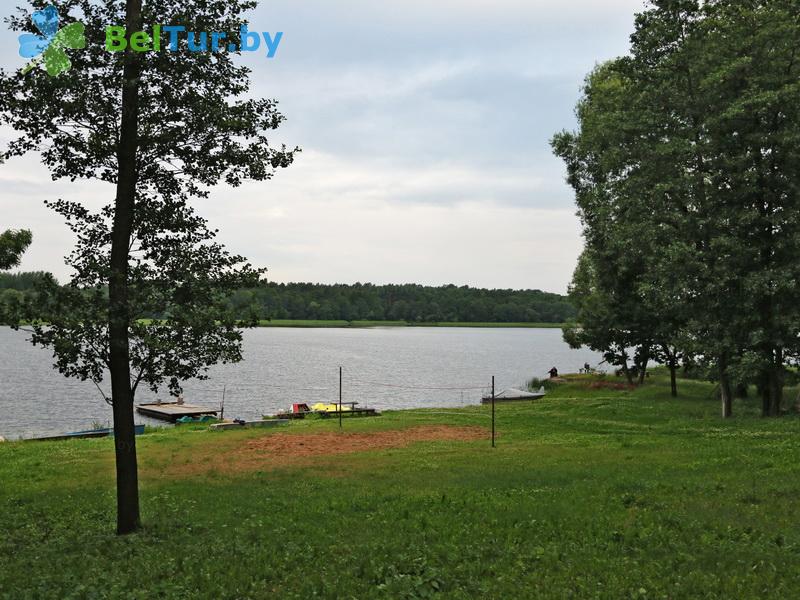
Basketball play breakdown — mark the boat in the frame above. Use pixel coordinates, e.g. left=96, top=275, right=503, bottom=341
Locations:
left=481, top=387, right=546, bottom=404
left=275, top=403, right=312, bottom=419
left=311, top=402, right=353, bottom=413
left=26, top=424, right=146, bottom=442
left=274, top=401, right=380, bottom=419
left=175, top=415, right=217, bottom=424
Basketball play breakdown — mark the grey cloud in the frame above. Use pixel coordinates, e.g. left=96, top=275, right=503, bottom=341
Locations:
left=0, top=0, right=645, bottom=291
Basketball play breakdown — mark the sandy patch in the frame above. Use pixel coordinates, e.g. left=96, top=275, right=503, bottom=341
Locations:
left=160, top=425, right=488, bottom=478
left=243, top=425, right=486, bottom=457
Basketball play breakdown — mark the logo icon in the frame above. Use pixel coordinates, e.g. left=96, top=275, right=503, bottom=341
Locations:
left=18, top=5, right=86, bottom=76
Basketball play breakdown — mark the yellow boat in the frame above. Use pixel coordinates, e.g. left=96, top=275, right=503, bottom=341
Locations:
left=311, top=402, right=353, bottom=413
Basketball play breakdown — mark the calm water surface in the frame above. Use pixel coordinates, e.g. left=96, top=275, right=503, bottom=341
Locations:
left=0, top=326, right=602, bottom=439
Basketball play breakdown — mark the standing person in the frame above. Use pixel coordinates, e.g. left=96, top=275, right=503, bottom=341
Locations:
left=548, top=367, right=559, bottom=379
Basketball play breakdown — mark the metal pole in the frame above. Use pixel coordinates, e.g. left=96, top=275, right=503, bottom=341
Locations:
left=339, top=366, right=343, bottom=429
left=491, top=375, right=495, bottom=448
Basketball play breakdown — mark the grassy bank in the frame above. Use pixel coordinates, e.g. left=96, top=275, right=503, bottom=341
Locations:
left=256, top=319, right=566, bottom=328
left=2, top=373, right=800, bottom=598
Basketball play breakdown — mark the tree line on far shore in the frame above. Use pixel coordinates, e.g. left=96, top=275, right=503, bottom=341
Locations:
left=227, top=282, right=575, bottom=323
left=0, top=272, right=576, bottom=325
left=553, top=0, right=800, bottom=417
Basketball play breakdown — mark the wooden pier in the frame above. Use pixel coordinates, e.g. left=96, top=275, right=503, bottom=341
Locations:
left=318, top=407, right=380, bottom=419
left=136, top=402, right=218, bottom=423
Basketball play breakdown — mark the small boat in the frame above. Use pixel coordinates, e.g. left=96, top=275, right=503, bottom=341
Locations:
left=312, top=402, right=353, bottom=413
left=27, top=424, right=145, bottom=442
left=175, top=415, right=217, bottom=424
left=481, top=387, right=546, bottom=404
left=274, top=401, right=380, bottom=419
left=275, top=403, right=312, bottom=420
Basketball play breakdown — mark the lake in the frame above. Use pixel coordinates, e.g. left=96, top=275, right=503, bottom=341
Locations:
left=0, top=326, right=602, bottom=439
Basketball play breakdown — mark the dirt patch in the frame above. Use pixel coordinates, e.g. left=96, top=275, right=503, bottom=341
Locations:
left=243, top=425, right=486, bottom=457
left=160, top=425, right=488, bottom=479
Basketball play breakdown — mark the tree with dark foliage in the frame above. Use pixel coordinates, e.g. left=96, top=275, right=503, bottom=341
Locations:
left=0, top=229, right=32, bottom=270
left=0, top=0, right=296, bottom=533
left=553, top=0, right=800, bottom=417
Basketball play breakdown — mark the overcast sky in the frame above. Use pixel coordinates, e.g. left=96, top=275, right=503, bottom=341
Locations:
left=0, top=0, right=645, bottom=293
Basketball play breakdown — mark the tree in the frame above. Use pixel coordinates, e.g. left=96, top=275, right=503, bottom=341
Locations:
left=0, top=229, right=32, bottom=269
left=0, top=0, right=296, bottom=533
left=624, top=0, right=800, bottom=416
left=562, top=251, right=640, bottom=385
left=553, top=62, right=669, bottom=388
left=554, top=0, right=800, bottom=416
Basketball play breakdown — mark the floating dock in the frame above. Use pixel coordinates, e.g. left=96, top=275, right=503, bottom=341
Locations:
left=318, top=407, right=380, bottom=418
left=136, top=402, right=218, bottom=422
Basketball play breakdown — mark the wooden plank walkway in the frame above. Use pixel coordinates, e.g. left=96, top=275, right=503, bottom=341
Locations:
left=318, top=408, right=380, bottom=418
left=136, top=402, right=218, bottom=422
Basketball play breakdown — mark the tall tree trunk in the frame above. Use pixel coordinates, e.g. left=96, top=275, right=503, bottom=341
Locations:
left=637, top=345, right=649, bottom=386
left=766, top=348, right=783, bottom=417
left=619, top=350, right=634, bottom=385
left=109, top=0, right=142, bottom=535
left=665, top=347, right=677, bottom=398
left=720, top=355, right=732, bottom=418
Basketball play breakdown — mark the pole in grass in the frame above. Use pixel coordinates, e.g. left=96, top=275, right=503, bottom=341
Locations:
left=491, top=375, right=496, bottom=448
left=339, top=365, right=343, bottom=429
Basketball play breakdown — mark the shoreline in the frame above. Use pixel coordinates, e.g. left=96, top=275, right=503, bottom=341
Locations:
left=2, top=321, right=567, bottom=330
left=254, top=320, right=566, bottom=329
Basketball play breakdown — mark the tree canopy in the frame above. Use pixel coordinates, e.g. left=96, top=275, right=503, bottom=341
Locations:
left=0, top=0, right=296, bottom=533
left=0, top=229, right=32, bottom=270
left=553, top=0, right=800, bottom=415
left=226, top=282, right=575, bottom=324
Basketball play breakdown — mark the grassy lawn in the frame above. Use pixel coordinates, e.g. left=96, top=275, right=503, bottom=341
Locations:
left=256, top=320, right=565, bottom=328
left=2, top=373, right=799, bottom=598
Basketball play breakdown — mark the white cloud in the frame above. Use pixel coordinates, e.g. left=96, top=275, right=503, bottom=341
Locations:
left=0, top=0, right=646, bottom=292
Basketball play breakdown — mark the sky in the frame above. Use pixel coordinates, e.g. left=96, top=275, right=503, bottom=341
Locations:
left=0, top=0, right=646, bottom=294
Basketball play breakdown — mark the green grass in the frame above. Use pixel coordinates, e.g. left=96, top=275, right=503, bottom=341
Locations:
left=2, top=372, right=800, bottom=598
left=256, top=320, right=565, bottom=328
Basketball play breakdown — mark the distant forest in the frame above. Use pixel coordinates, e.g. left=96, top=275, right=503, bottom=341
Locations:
left=0, top=273, right=576, bottom=324
left=227, top=282, right=575, bottom=323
